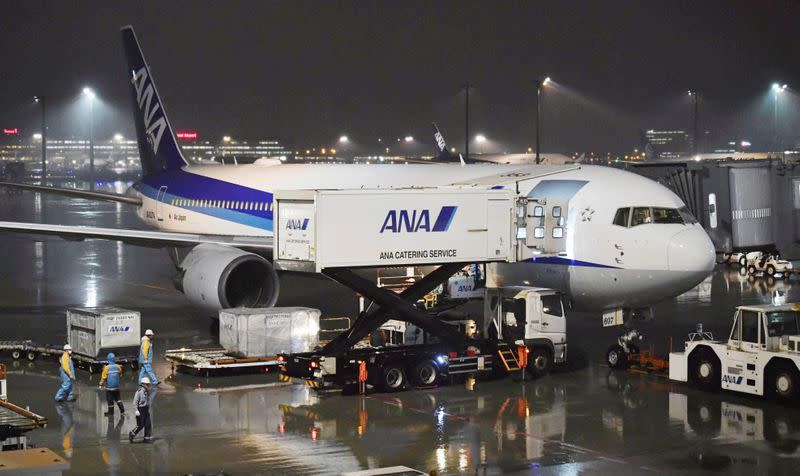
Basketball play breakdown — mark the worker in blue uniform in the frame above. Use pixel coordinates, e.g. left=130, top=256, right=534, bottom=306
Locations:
left=98, top=352, right=125, bottom=416
left=54, top=344, right=76, bottom=402
left=138, top=329, right=159, bottom=385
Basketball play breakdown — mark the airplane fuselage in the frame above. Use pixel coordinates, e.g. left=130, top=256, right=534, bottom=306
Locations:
left=132, top=162, right=716, bottom=311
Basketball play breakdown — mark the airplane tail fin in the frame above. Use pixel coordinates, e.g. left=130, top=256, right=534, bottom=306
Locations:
left=432, top=122, right=450, bottom=161
left=121, top=26, right=188, bottom=177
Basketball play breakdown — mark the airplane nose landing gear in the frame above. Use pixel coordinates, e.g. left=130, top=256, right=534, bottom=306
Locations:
left=606, top=327, right=643, bottom=369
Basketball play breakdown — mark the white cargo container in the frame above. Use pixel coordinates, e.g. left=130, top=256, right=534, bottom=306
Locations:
left=66, top=307, right=141, bottom=359
left=274, top=188, right=515, bottom=272
left=219, top=307, right=321, bottom=358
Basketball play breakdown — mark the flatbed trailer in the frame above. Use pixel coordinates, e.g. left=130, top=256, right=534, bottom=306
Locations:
left=281, top=343, right=500, bottom=392
left=165, top=347, right=282, bottom=377
left=0, top=340, right=138, bottom=373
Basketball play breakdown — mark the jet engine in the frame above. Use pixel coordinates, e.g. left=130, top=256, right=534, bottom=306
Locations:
left=178, top=243, right=279, bottom=311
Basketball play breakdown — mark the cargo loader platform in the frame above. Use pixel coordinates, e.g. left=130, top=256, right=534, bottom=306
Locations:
left=165, top=347, right=282, bottom=377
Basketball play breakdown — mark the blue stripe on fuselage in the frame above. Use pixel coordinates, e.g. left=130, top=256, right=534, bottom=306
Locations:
left=136, top=169, right=274, bottom=231
left=525, top=256, right=619, bottom=269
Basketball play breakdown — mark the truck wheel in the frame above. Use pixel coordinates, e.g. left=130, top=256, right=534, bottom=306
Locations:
left=690, top=349, right=720, bottom=391
left=767, top=265, right=776, bottom=276
left=739, top=256, right=747, bottom=267
left=26, top=352, right=36, bottom=361
left=381, top=365, right=406, bottom=392
left=411, top=360, right=439, bottom=386
left=11, top=350, right=20, bottom=360
left=769, top=365, right=799, bottom=401
left=747, top=265, right=756, bottom=275
left=528, top=348, right=553, bottom=377
left=606, top=345, right=627, bottom=369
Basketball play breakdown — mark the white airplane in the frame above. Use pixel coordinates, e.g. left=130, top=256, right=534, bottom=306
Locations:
left=0, top=26, right=715, bottom=327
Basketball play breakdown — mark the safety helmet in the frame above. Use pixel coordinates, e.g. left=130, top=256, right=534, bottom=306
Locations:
left=140, top=376, right=151, bottom=384
left=63, top=344, right=72, bottom=351
left=145, top=329, right=154, bottom=336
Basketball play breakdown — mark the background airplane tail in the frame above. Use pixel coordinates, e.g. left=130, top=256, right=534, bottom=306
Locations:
left=432, top=122, right=450, bottom=160
left=121, top=26, right=188, bottom=177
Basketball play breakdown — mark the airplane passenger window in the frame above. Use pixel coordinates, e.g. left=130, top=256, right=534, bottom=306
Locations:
left=652, top=208, right=683, bottom=224
left=552, top=206, right=562, bottom=218
left=533, top=227, right=545, bottom=239
left=613, top=208, right=630, bottom=227
left=533, top=206, right=544, bottom=217
left=630, top=207, right=652, bottom=226
left=552, top=227, right=564, bottom=238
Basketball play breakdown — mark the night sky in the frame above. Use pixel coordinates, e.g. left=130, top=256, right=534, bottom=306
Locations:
left=2, top=1, right=800, bottom=154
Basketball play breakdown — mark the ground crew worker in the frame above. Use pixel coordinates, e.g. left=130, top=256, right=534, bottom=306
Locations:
left=129, top=376, right=153, bottom=443
left=138, top=329, right=159, bottom=385
left=98, top=352, right=125, bottom=416
left=54, top=344, right=76, bottom=402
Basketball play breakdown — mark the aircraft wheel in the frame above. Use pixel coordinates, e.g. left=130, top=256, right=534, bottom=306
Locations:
left=606, top=344, right=628, bottom=369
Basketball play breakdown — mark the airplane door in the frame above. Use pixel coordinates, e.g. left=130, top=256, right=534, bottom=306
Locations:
left=156, top=186, right=167, bottom=221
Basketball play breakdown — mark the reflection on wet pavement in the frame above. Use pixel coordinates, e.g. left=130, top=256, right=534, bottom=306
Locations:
left=1, top=184, right=800, bottom=474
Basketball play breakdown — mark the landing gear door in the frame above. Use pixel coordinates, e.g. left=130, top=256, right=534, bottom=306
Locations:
left=525, top=197, right=568, bottom=255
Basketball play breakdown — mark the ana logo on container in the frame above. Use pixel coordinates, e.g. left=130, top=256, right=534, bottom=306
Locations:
left=286, top=218, right=310, bottom=230
left=108, top=325, right=131, bottom=333
left=380, top=206, right=458, bottom=233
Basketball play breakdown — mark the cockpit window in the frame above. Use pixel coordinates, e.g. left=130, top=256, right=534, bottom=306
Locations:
left=613, top=208, right=630, bottom=227
left=678, top=206, right=698, bottom=224
left=631, top=207, right=652, bottom=226
left=652, top=208, right=683, bottom=224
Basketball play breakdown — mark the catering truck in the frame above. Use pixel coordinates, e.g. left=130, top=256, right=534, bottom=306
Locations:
left=274, top=187, right=569, bottom=393
left=280, top=285, right=568, bottom=393
left=670, top=303, right=800, bottom=401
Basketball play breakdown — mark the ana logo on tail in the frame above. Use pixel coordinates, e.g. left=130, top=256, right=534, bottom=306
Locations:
left=131, top=68, right=168, bottom=155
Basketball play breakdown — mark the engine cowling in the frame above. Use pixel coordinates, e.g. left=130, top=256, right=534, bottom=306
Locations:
left=178, top=243, right=279, bottom=311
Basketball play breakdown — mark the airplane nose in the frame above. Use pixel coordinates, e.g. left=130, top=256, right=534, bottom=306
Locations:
left=668, top=225, right=716, bottom=273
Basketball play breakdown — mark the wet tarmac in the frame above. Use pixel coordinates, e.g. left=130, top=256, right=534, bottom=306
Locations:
left=1, top=183, right=800, bottom=475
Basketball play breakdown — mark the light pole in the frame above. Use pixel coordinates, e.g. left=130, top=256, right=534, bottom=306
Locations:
left=34, top=96, right=46, bottom=182
left=772, top=83, right=787, bottom=151
left=688, top=91, right=699, bottom=154
left=83, top=87, right=96, bottom=188
left=462, top=82, right=471, bottom=161
left=535, top=77, right=551, bottom=164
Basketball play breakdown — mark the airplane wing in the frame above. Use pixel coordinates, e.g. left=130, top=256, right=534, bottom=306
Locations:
left=0, top=182, right=142, bottom=206
left=0, top=221, right=273, bottom=250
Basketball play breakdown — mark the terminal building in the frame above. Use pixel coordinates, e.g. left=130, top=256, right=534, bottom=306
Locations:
left=0, top=130, right=292, bottom=177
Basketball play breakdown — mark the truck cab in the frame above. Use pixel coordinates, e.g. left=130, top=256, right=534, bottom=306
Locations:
left=484, top=286, right=568, bottom=375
